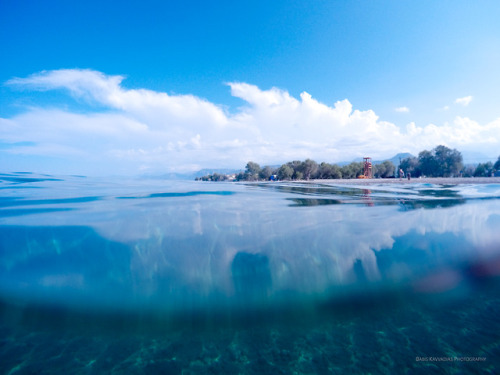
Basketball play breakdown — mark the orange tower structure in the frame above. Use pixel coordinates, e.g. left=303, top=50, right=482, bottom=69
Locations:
left=363, top=157, right=372, bottom=178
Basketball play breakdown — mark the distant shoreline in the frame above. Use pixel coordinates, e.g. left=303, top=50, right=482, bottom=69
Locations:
left=296, top=177, right=500, bottom=185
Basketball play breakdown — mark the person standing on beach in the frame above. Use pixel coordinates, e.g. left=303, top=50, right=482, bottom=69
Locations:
left=399, top=168, right=404, bottom=180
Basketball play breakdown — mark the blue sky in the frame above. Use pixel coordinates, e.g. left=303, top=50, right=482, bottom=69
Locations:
left=1, top=0, right=500, bottom=175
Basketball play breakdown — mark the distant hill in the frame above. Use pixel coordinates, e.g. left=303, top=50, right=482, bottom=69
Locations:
left=461, top=150, right=498, bottom=165
left=376, top=153, right=414, bottom=166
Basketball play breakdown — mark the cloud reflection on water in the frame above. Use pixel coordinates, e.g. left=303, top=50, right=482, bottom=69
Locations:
left=0, top=179, right=499, bottom=312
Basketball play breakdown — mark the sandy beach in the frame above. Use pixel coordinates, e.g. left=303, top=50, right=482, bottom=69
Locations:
left=307, top=177, right=500, bottom=185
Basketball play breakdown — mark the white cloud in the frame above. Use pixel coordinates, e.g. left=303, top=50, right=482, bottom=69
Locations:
left=8, top=69, right=228, bottom=129
left=2, top=69, right=500, bottom=175
left=395, top=106, right=410, bottom=113
left=455, top=95, right=473, bottom=106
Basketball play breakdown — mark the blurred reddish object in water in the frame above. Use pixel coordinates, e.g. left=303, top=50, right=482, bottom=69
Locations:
left=413, top=269, right=462, bottom=294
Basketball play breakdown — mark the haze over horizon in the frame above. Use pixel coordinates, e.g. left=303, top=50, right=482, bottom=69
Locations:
left=2, top=1, right=500, bottom=176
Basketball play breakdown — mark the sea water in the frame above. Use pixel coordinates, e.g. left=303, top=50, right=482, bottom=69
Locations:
left=1, top=173, right=499, bottom=374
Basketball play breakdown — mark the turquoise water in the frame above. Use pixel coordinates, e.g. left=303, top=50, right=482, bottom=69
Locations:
left=1, top=173, right=500, bottom=374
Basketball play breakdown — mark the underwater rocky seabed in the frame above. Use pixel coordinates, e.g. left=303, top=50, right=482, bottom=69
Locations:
left=1, top=174, right=500, bottom=374
left=1, top=287, right=500, bottom=375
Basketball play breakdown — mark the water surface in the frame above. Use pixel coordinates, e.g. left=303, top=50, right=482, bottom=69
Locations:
left=1, top=173, right=499, bottom=374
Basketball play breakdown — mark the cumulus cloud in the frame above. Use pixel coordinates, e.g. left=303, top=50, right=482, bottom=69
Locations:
left=8, top=69, right=228, bottom=129
left=2, top=69, right=499, bottom=175
left=455, top=95, right=473, bottom=106
left=395, top=106, right=410, bottom=113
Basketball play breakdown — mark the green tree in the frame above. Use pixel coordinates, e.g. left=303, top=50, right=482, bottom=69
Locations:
left=434, top=145, right=463, bottom=177
left=301, top=159, right=319, bottom=180
left=277, top=164, right=294, bottom=180
left=374, top=161, right=395, bottom=178
left=418, top=150, right=439, bottom=177
left=294, top=171, right=304, bottom=180
left=259, top=166, right=275, bottom=180
left=286, top=160, right=301, bottom=179
left=494, top=156, right=500, bottom=172
left=235, top=171, right=246, bottom=181
left=400, top=157, right=421, bottom=177
left=245, top=161, right=261, bottom=181
left=283, top=160, right=303, bottom=180
left=418, top=145, right=463, bottom=177
left=462, top=165, right=475, bottom=177
left=196, top=172, right=228, bottom=181
left=318, top=162, right=342, bottom=179
left=341, top=162, right=364, bottom=179
left=474, top=162, right=493, bottom=177
left=211, top=173, right=228, bottom=181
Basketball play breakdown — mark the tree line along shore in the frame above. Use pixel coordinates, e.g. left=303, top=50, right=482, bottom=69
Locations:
left=196, top=145, right=500, bottom=182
